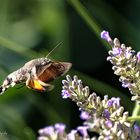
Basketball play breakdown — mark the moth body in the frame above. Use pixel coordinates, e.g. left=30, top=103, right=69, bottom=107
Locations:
left=0, top=57, right=71, bottom=94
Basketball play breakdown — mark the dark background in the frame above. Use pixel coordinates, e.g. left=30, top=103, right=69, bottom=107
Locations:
left=0, top=0, right=139, bottom=139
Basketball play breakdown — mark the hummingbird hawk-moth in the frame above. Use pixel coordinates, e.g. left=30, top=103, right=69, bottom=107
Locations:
left=0, top=55, right=72, bottom=94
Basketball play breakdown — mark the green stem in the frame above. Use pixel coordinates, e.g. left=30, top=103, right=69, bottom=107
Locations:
left=132, top=102, right=140, bottom=117
left=68, top=0, right=110, bottom=49
left=128, top=115, right=140, bottom=121
left=0, top=36, right=38, bottom=58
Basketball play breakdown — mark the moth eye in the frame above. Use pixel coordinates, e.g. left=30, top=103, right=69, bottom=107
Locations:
left=42, top=60, right=46, bottom=65
left=42, top=59, right=51, bottom=65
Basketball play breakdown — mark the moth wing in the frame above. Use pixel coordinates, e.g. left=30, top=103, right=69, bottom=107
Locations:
left=35, top=63, right=56, bottom=83
left=58, top=62, right=72, bottom=76
left=35, top=62, right=72, bottom=78
left=35, top=63, right=52, bottom=78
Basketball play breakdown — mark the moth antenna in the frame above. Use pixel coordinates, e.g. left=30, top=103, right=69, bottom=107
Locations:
left=46, top=42, right=62, bottom=58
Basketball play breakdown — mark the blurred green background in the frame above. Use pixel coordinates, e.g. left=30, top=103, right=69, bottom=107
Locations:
left=0, top=0, right=139, bottom=139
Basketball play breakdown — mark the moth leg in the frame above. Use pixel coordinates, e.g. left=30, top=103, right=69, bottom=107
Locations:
left=25, top=73, right=36, bottom=89
left=26, top=76, right=32, bottom=89
left=45, top=84, right=54, bottom=91
left=37, top=80, right=50, bottom=86
left=37, top=80, right=54, bottom=91
left=31, top=66, right=38, bottom=79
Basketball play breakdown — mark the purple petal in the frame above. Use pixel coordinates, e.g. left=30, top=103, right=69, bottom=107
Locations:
left=107, top=97, right=120, bottom=107
left=137, top=52, right=140, bottom=61
left=112, top=47, right=122, bottom=56
left=54, top=123, right=66, bottom=133
left=67, top=130, right=77, bottom=140
left=105, top=120, right=113, bottom=128
left=101, top=31, right=112, bottom=42
left=103, top=109, right=110, bottom=119
left=77, top=126, right=88, bottom=137
left=124, top=50, right=132, bottom=59
left=80, top=111, right=90, bottom=120
left=61, top=90, right=71, bottom=99
left=104, top=136, right=112, bottom=140
left=134, top=123, right=140, bottom=135
left=38, top=126, right=54, bottom=136
left=122, top=82, right=130, bottom=88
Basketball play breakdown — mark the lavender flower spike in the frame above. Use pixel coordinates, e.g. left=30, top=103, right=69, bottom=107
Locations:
left=61, top=75, right=140, bottom=139
left=101, top=30, right=140, bottom=103
left=37, top=75, right=140, bottom=140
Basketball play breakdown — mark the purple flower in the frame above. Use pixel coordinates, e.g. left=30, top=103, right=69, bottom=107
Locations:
left=103, top=109, right=110, bottom=119
left=137, top=52, right=140, bottom=61
left=61, top=90, right=71, bottom=99
left=124, top=49, right=132, bottom=59
left=134, top=123, right=140, bottom=135
left=107, top=97, right=120, bottom=107
left=80, top=111, right=90, bottom=120
left=112, top=47, right=122, bottom=56
left=101, top=31, right=112, bottom=42
left=122, top=82, right=131, bottom=88
left=38, top=126, right=54, bottom=136
left=105, top=120, right=113, bottom=128
left=104, top=136, right=112, bottom=140
left=54, top=123, right=66, bottom=133
left=67, top=130, right=77, bottom=140
left=77, top=126, right=88, bottom=137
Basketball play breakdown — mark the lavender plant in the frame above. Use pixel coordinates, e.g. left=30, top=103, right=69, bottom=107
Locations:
left=101, top=31, right=140, bottom=103
left=37, top=31, right=140, bottom=140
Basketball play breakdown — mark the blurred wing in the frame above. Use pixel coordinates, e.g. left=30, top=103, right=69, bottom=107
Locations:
left=36, top=62, right=72, bottom=83
left=58, top=62, right=72, bottom=76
